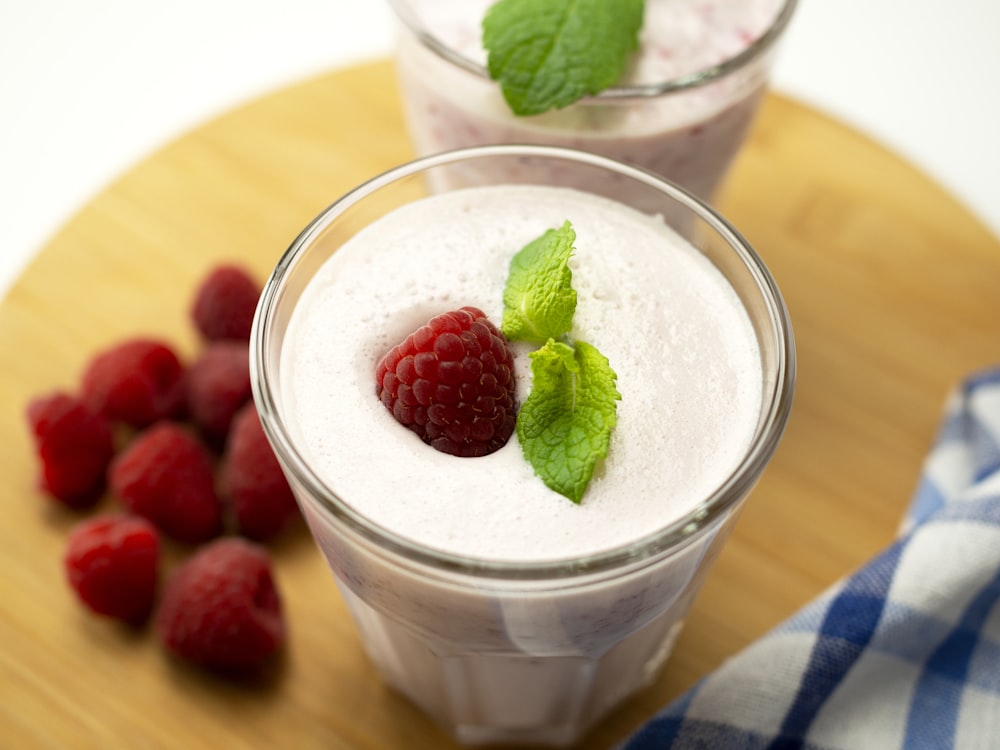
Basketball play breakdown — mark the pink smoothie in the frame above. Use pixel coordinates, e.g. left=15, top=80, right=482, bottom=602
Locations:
left=253, top=147, right=795, bottom=748
left=389, top=0, right=794, bottom=200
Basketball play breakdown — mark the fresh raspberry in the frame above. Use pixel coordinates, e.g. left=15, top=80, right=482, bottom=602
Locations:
left=220, top=404, right=298, bottom=542
left=190, top=264, right=261, bottom=342
left=81, top=338, right=186, bottom=428
left=375, top=306, right=517, bottom=457
left=26, top=392, right=115, bottom=508
left=64, top=514, right=160, bottom=624
left=155, top=538, right=284, bottom=670
left=110, top=423, right=222, bottom=544
left=185, top=341, right=252, bottom=447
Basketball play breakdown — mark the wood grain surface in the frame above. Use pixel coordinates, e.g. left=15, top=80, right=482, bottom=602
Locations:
left=1, top=59, right=998, bottom=749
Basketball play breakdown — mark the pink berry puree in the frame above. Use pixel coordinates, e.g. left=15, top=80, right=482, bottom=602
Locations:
left=390, top=0, right=791, bottom=199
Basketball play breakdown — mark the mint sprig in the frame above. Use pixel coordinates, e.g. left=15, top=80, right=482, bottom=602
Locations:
left=517, top=340, right=620, bottom=503
left=502, top=222, right=620, bottom=504
left=502, top=221, right=576, bottom=343
left=482, top=0, right=644, bottom=116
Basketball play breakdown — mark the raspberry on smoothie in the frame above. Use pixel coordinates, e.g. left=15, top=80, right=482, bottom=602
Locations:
left=376, top=306, right=517, bottom=458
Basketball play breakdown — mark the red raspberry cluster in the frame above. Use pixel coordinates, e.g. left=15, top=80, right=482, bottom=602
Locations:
left=26, top=263, right=296, bottom=672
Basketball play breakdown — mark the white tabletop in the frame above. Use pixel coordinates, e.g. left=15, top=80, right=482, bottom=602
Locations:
left=2, top=0, right=998, bottom=299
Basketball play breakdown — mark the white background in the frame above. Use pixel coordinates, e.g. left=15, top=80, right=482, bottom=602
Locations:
left=2, top=0, right=999, bottom=298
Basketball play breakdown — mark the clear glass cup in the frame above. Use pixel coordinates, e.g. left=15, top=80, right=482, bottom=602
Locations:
left=386, top=0, right=798, bottom=202
left=250, top=145, right=795, bottom=747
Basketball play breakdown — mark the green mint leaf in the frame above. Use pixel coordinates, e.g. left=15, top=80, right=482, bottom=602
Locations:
left=516, top=339, right=620, bottom=504
left=482, top=0, right=644, bottom=116
left=501, top=221, right=577, bottom=344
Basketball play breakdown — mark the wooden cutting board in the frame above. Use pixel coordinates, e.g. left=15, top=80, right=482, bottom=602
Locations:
left=1, top=59, right=998, bottom=749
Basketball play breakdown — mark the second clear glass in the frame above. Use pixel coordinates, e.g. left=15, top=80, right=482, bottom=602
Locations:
left=386, top=0, right=799, bottom=202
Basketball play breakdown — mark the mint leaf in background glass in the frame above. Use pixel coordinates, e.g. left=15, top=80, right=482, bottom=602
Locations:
left=482, top=0, right=644, bottom=116
left=501, top=221, right=577, bottom=344
left=516, top=339, right=621, bottom=504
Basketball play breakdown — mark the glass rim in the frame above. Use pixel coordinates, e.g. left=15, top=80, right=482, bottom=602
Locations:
left=251, top=144, right=796, bottom=581
left=385, top=0, right=800, bottom=100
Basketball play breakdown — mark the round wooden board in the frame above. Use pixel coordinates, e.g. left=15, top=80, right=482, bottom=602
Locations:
left=1, top=59, right=998, bottom=749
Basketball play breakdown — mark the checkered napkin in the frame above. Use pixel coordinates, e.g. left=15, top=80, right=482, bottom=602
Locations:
left=621, top=367, right=1000, bottom=750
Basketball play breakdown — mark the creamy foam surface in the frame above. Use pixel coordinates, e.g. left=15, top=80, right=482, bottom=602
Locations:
left=280, top=186, right=762, bottom=562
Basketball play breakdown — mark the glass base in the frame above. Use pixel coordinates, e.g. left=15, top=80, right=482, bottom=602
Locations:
left=338, top=580, right=684, bottom=747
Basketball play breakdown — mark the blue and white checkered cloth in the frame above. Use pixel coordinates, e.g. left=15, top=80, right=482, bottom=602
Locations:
left=622, top=367, right=1000, bottom=749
